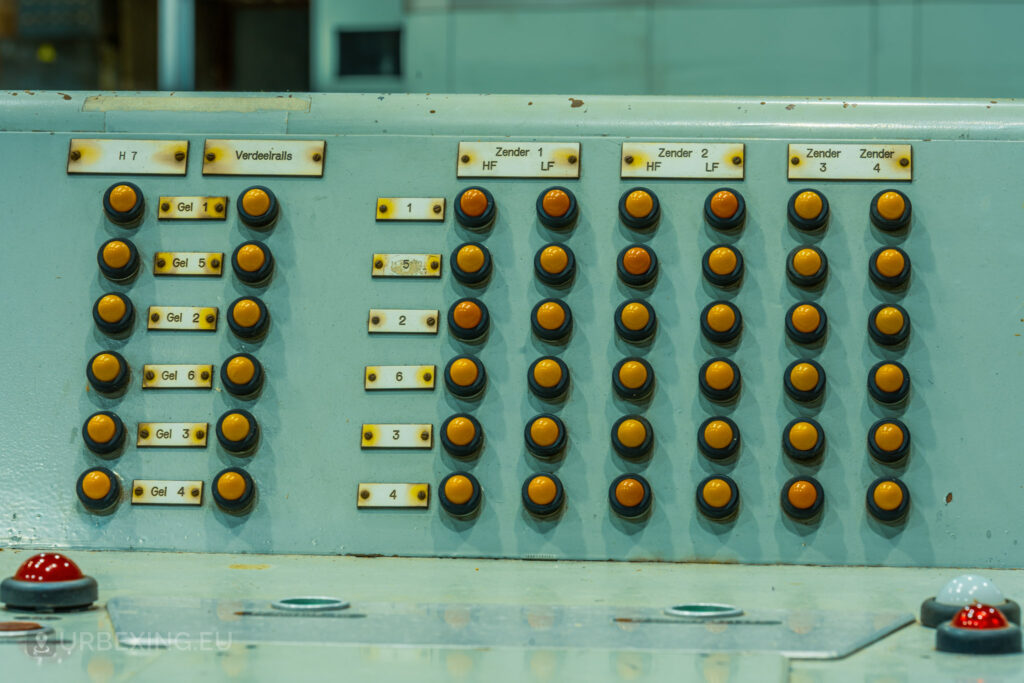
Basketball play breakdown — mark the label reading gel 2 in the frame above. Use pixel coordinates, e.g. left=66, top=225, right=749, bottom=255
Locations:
left=147, top=306, right=218, bottom=331
left=787, top=143, right=912, bottom=180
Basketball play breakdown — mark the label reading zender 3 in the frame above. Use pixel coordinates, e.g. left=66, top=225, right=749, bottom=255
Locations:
left=787, top=143, right=912, bottom=180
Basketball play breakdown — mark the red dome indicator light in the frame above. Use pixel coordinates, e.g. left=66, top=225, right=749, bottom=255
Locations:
left=14, top=553, right=85, bottom=582
left=953, top=604, right=1009, bottom=630
left=2, top=553, right=98, bottom=611
left=936, top=602, right=1023, bottom=654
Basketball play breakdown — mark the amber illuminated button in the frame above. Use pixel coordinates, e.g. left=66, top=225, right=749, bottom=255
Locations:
left=92, top=292, right=134, bottom=336
left=613, top=357, right=655, bottom=401
left=868, top=360, right=910, bottom=405
left=868, top=418, right=911, bottom=464
left=696, top=474, right=739, bottom=521
left=617, top=244, right=658, bottom=288
left=786, top=245, right=828, bottom=287
left=102, top=182, right=144, bottom=226
left=781, top=476, right=824, bottom=521
left=868, top=303, right=910, bottom=346
left=216, top=409, right=260, bottom=455
left=609, top=473, right=652, bottom=519
left=785, top=302, right=827, bottom=344
left=97, top=237, right=140, bottom=282
left=698, top=416, right=740, bottom=460
left=236, top=186, right=279, bottom=228
left=787, top=189, right=829, bottom=231
left=618, top=187, right=660, bottom=230
left=81, top=411, right=125, bottom=455
left=440, top=413, right=483, bottom=458
left=537, top=186, right=578, bottom=229
left=869, top=246, right=911, bottom=288
left=220, top=352, right=264, bottom=398
left=870, top=189, right=911, bottom=231
left=866, top=477, right=910, bottom=523
left=703, top=244, right=744, bottom=287
left=528, top=356, right=570, bottom=401
left=76, top=467, right=120, bottom=513
left=451, top=242, right=492, bottom=286
left=231, top=241, right=274, bottom=285
left=784, top=359, right=826, bottom=403
left=524, top=414, right=567, bottom=458
left=227, top=296, right=270, bottom=340
left=455, top=187, right=496, bottom=229
left=448, top=298, right=490, bottom=342
left=86, top=350, right=129, bottom=395
left=783, top=418, right=825, bottom=461
left=531, top=299, right=573, bottom=343
left=444, top=355, right=486, bottom=399
left=704, top=188, right=746, bottom=230
left=699, top=357, right=740, bottom=403
left=700, top=301, right=742, bottom=344
left=611, top=415, right=653, bottom=460
left=534, top=243, right=576, bottom=287
left=522, top=473, right=565, bottom=517
left=213, top=468, right=256, bottom=513
left=439, top=472, right=481, bottom=517
left=614, top=299, right=657, bottom=344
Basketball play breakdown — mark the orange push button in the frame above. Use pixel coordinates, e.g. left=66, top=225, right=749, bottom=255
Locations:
left=241, top=189, right=270, bottom=217
left=237, top=186, right=278, bottom=228
left=82, top=411, right=125, bottom=455
left=870, top=246, right=911, bottom=288
left=445, top=355, right=486, bottom=398
left=704, top=188, right=746, bottom=230
left=534, top=243, right=576, bottom=287
left=228, top=297, right=270, bottom=340
left=523, top=473, right=564, bottom=515
left=213, top=468, right=256, bottom=513
left=786, top=302, right=827, bottom=344
left=703, top=244, right=743, bottom=287
left=610, top=474, right=651, bottom=518
left=869, top=361, right=909, bottom=404
left=697, top=474, right=739, bottom=520
left=448, top=298, right=489, bottom=342
left=529, top=356, right=569, bottom=400
left=869, top=418, right=911, bottom=463
left=698, top=416, right=739, bottom=460
left=784, top=359, right=825, bottom=402
left=870, top=189, right=911, bottom=231
left=232, top=241, right=274, bottom=285
left=440, top=472, right=480, bottom=516
left=452, top=242, right=492, bottom=285
left=87, top=350, right=128, bottom=395
left=613, top=357, right=654, bottom=400
left=456, top=187, right=495, bottom=229
left=216, top=410, right=259, bottom=455
left=701, top=301, right=741, bottom=344
left=441, top=414, right=482, bottom=457
left=611, top=415, right=653, bottom=459
left=699, top=358, right=740, bottom=402
left=81, top=470, right=112, bottom=500
left=869, top=303, right=910, bottom=346
left=531, top=299, right=572, bottom=342
left=97, top=238, right=140, bottom=282
left=537, top=186, right=578, bottom=228
left=525, top=414, right=566, bottom=458
left=867, top=477, right=909, bottom=522
left=221, top=353, right=263, bottom=397
left=619, top=188, right=660, bottom=230
left=782, top=476, right=824, bottom=520
left=783, top=418, right=824, bottom=460
left=92, top=293, right=133, bottom=336
left=787, top=245, right=828, bottom=287
left=217, top=471, right=247, bottom=501
left=103, top=182, right=144, bottom=225
left=788, top=189, right=829, bottom=230
left=615, top=299, right=656, bottom=343
left=76, top=467, right=120, bottom=512
left=618, top=245, right=658, bottom=287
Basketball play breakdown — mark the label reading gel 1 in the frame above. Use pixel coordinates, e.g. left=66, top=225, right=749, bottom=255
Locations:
left=131, top=480, right=204, bottom=506
left=787, top=144, right=912, bottom=181
left=620, top=142, right=744, bottom=179
left=202, top=139, right=325, bottom=176
left=142, top=364, right=214, bottom=389
left=67, top=139, right=188, bottom=175
left=158, top=196, right=228, bottom=220
left=457, top=142, right=580, bottom=178
left=367, top=309, right=439, bottom=334
left=371, top=254, right=442, bottom=278
left=357, top=483, right=430, bottom=509
left=136, top=422, right=209, bottom=448
left=361, top=424, right=433, bottom=449
left=148, top=306, right=218, bottom=331
left=364, top=365, right=437, bottom=390
left=153, top=252, right=224, bottom=277
left=377, top=197, right=445, bottom=221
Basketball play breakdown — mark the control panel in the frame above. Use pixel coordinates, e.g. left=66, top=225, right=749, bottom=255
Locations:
left=1, top=92, right=1020, bottom=567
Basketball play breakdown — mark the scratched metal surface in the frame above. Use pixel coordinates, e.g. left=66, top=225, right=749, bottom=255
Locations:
left=1, top=93, right=1023, bottom=566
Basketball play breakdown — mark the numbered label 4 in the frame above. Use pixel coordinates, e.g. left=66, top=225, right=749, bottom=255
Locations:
left=357, top=483, right=430, bottom=508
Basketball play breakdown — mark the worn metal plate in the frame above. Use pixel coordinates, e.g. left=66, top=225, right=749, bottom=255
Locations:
left=141, top=364, right=214, bottom=390
left=158, top=196, right=228, bottom=220
left=361, top=424, right=433, bottom=449
left=136, top=422, right=209, bottom=448
left=356, top=483, right=431, bottom=508
left=131, top=480, right=204, bottom=506
left=371, top=253, right=442, bottom=278
left=152, top=252, right=223, bottom=277
left=620, top=142, right=744, bottom=179
left=106, top=597, right=911, bottom=659
left=147, top=306, right=218, bottom=331
left=364, top=365, right=436, bottom=390
left=66, top=138, right=188, bottom=175
left=457, top=141, right=580, bottom=178
left=202, top=139, right=325, bottom=176
left=376, top=197, right=445, bottom=221
left=367, top=309, right=439, bottom=334
left=787, top=143, right=912, bottom=180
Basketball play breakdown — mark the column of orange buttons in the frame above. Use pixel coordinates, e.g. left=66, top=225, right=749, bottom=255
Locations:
left=439, top=187, right=497, bottom=518
left=695, top=188, right=746, bottom=523
left=779, top=189, right=831, bottom=523
left=865, top=189, right=913, bottom=525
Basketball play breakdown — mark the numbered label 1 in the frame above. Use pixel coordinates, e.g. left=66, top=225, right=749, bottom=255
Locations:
left=371, top=254, right=442, bottom=278
left=147, top=306, right=218, bottom=331
left=364, top=365, right=437, bottom=391
left=361, top=423, right=433, bottom=449
left=152, top=252, right=224, bottom=277
left=787, top=143, right=912, bottom=181
left=356, top=483, right=430, bottom=508
left=158, top=196, right=228, bottom=220
left=142, top=364, right=214, bottom=390
left=367, top=309, right=439, bottom=335
left=131, top=480, right=204, bottom=506
left=136, top=422, right=209, bottom=448
left=376, top=197, right=445, bottom=221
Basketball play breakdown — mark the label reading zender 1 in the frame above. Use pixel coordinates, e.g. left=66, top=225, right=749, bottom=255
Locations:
left=457, top=142, right=580, bottom=179
left=788, top=144, right=912, bottom=181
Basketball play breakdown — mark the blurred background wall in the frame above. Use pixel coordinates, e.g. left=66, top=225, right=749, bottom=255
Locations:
left=1, top=0, right=1022, bottom=97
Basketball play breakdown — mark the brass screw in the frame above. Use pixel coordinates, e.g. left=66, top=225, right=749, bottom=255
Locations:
left=430, top=261, right=439, bottom=270
left=206, top=314, right=215, bottom=323
left=378, top=204, right=388, bottom=214
left=150, top=312, right=160, bottom=322
left=417, top=490, right=426, bottom=500
left=134, top=486, right=144, bottom=496
left=360, top=489, right=370, bottom=500
left=215, top=203, right=224, bottom=212
left=370, top=315, right=380, bottom=325
left=367, top=373, right=377, bottom=382
left=145, top=370, right=155, bottom=380
left=312, top=152, right=322, bottom=162
left=161, top=202, right=170, bottom=212
left=195, top=429, right=205, bottom=439
left=460, top=154, right=470, bottom=163
left=201, top=370, right=210, bottom=380
left=791, top=156, right=800, bottom=166
left=568, top=155, right=578, bottom=164
left=423, top=372, right=432, bottom=382
left=174, top=151, right=185, bottom=162
left=156, top=258, right=166, bottom=268
left=69, top=150, right=81, bottom=161
left=899, top=157, right=910, bottom=167
left=210, top=258, right=221, bottom=268
left=191, top=488, right=200, bottom=497
left=732, top=156, right=742, bottom=166
left=140, top=429, right=150, bottom=439
left=426, top=317, right=436, bottom=326
left=363, top=431, right=373, bottom=441
left=420, top=431, right=429, bottom=441
left=433, top=204, right=442, bottom=214
left=624, top=155, right=634, bottom=165
left=374, top=259, right=384, bottom=269
left=205, top=152, right=215, bottom=161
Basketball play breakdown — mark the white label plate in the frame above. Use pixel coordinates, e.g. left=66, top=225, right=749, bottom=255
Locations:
left=787, top=143, right=912, bottom=180
left=142, top=364, right=214, bottom=389
left=202, top=139, right=325, bottom=176
left=361, top=423, right=433, bottom=449
left=158, top=196, right=228, bottom=220
left=364, top=365, right=436, bottom=390
left=376, top=197, right=445, bottom=221
left=367, top=309, right=439, bottom=334
left=457, top=141, right=580, bottom=178
left=67, top=139, right=188, bottom=175
left=153, top=252, right=224, bottom=277
left=136, top=422, right=209, bottom=448
left=371, top=254, right=442, bottom=278
left=131, top=480, right=204, bottom=506
left=620, top=142, right=744, bottom=179
left=147, top=306, right=218, bottom=331
left=357, top=483, right=430, bottom=508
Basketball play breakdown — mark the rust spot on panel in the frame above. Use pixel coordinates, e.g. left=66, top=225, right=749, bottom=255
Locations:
left=785, top=104, right=796, bottom=111
left=569, top=97, right=584, bottom=108
left=59, top=93, right=71, bottom=100
left=945, top=492, right=953, bottom=504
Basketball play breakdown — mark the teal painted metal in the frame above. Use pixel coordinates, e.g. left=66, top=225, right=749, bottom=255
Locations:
left=1, top=92, right=1023, bottom=567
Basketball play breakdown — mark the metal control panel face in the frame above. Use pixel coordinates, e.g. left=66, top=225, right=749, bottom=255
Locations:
left=0, top=93, right=1020, bottom=567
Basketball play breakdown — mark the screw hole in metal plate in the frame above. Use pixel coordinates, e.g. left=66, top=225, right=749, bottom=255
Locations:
left=664, top=603, right=743, bottom=619
left=271, top=597, right=350, bottom=612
